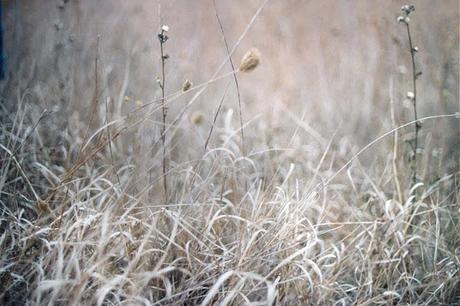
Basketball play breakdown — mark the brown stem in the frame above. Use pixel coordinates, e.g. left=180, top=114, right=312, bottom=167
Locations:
left=405, top=23, right=419, bottom=186
left=159, top=31, right=168, bottom=202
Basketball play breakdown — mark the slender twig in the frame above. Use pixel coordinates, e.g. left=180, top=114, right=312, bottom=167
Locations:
left=212, top=0, right=245, bottom=155
left=406, top=23, right=420, bottom=185
left=398, top=5, right=420, bottom=186
left=158, top=26, right=169, bottom=201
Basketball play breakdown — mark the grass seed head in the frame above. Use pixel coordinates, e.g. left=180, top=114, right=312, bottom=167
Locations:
left=182, top=79, right=193, bottom=92
left=239, top=48, right=261, bottom=72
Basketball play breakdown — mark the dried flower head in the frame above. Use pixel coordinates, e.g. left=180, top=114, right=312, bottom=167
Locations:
left=406, top=91, right=415, bottom=100
left=158, top=25, right=169, bottom=43
left=190, top=111, right=204, bottom=125
left=401, top=5, right=415, bottom=16
left=239, top=48, right=261, bottom=72
left=182, top=79, right=193, bottom=92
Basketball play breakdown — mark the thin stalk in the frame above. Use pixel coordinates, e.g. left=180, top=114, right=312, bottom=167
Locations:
left=212, top=0, right=245, bottom=155
left=389, top=78, right=403, bottom=204
left=105, top=96, right=120, bottom=186
left=405, top=23, right=420, bottom=186
left=158, top=27, right=169, bottom=201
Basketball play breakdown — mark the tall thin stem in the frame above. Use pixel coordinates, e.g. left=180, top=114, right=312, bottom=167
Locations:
left=158, top=27, right=169, bottom=201
left=405, top=23, right=419, bottom=185
left=212, top=0, right=245, bottom=156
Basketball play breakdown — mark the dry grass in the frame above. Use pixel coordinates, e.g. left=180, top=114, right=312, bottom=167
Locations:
left=1, top=1, right=459, bottom=305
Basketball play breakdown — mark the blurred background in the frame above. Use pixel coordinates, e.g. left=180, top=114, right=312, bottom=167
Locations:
left=1, top=0, right=458, bottom=188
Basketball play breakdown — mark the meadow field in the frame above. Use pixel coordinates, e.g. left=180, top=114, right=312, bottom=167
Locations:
left=0, top=1, right=459, bottom=305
